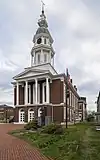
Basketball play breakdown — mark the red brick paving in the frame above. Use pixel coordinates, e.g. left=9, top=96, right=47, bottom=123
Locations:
left=0, top=124, right=49, bottom=160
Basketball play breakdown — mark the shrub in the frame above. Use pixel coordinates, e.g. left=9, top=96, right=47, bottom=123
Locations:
left=24, top=120, right=39, bottom=130
left=54, top=127, right=64, bottom=134
left=41, top=123, right=64, bottom=134
left=86, top=114, right=95, bottom=122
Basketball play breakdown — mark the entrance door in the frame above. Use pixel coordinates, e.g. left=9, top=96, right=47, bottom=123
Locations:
left=28, top=109, right=34, bottom=122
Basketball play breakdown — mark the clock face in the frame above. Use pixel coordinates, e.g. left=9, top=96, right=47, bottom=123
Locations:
left=37, top=38, right=42, bottom=44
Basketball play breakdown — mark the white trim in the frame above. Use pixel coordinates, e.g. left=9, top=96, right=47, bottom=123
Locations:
left=52, top=76, right=65, bottom=80
left=29, top=85, right=31, bottom=104
left=28, top=108, right=34, bottom=122
left=13, top=68, right=47, bottom=79
left=53, top=103, right=64, bottom=106
left=64, top=82, right=66, bottom=103
left=16, top=82, right=19, bottom=105
left=13, top=63, right=58, bottom=80
left=31, top=55, right=33, bottom=66
left=19, top=109, right=25, bottom=123
left=38, top=83, right=40, bottom=104
left=25, top=81, right=28, bottom=105
left=15, top=103, right=52, bottom=107
left=64, top=106, right=66, bottom=120
left=14, top=72, right=51, bottom=81
left=42, top=83, right=46, bottom=103
left=38, top=107, right=42, bottom=117
left=35, top=79, right=38, bottom=104
left=60, top=77, right=64, bottom=81
left=14, top=122, right=27, bottom=124
left=42, top=83, right=44, bottom=103
left=46, top=77, right=49, bottom=103
left=15, top=103, right=64, bottom=107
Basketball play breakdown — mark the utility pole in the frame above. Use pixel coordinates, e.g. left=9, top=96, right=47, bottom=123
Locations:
left=66, top=68, right=70, bottom=128
left=66, top=83, right=68, bottom=128
left=66, top=81, right=69, bottom=128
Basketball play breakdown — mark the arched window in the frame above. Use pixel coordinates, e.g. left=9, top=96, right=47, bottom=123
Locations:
left=19, top=109, right=25, bottom=123
left=38, top=108, right=42, bottom=117
left=28, top=108, right=34, bottom=122
left=30, top=109, right=34, bottom=112
left=20, top=109, right=24, bottom=112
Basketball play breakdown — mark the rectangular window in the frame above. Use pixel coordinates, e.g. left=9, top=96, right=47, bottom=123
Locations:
left=38, top=54, right=40, bottom=63
left=44, top=54, right=47, bottom=63
left=28, top=87, right=29, bottom=103
left=79, top=105, right=82, bottom=110
left=44, top=38, right=46, bottom=44
left=44, top=85, right=46, bottom=102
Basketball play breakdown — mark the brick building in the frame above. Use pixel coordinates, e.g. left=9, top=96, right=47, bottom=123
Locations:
left=78, top=97, right=87, bottom=121
left=0, top=104, right=14, bottom=122
left=12, top=6, right=87, bottom=125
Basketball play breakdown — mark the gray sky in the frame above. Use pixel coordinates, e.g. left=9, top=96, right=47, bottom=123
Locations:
left=0, top=0, right=99, bottom=111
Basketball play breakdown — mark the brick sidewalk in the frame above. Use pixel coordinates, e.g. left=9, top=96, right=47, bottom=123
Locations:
left=0, top=124, right=49, bottom=160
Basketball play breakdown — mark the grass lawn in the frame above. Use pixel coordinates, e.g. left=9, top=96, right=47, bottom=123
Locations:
left=10, top=123, right=100, bottom=160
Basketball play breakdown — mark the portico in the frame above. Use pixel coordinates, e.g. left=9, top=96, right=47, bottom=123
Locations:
left=14, top=77, right=50, bottom=106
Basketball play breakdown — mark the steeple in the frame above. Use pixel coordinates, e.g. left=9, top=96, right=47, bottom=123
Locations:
left=41, top=0, right=45, bottom=14
left=38, top=1, right=48, bottom=28
left=31, top=2, right=55, bottom=66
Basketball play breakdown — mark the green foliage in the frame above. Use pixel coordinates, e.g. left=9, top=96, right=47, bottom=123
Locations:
left=41, top=123, right=64, bottom=134
left=86, top=114, right=95, bottom=122
left=12, top=123, right=100, bottom=160
left=24, top=120, right=39, bottom=130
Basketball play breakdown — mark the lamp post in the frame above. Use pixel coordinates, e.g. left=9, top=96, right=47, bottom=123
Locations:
left=66, top=85, right=69, bottom=128
left=74, top=111, right=75, bottom=125
left=66, top=91, right=68, bottom=128
left=5, top=108, right=7, bottom=123
left=66, top=68, right=70, bottom=128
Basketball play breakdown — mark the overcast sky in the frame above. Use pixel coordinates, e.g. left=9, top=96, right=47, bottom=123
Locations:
left=0, top=0, right=100, bottom=111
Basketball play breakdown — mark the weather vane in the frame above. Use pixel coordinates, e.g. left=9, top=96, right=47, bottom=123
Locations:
left=41, top=0, right=45, bottom=12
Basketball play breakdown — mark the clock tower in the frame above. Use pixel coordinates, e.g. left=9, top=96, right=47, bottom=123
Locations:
left=31, top=4, right=55, bottom=66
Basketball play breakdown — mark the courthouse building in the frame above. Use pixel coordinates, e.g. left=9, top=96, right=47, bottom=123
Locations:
left=12, top=6, right=87, bottom=124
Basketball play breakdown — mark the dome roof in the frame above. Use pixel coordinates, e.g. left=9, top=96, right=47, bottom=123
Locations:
left=33, top=10, right=53, bottom=44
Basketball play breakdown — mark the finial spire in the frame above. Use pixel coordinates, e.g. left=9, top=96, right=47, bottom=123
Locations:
left=41, top=0, right=45, bottom=14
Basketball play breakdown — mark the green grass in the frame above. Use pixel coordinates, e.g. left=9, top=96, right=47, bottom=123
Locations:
left=10, top=123, right=100, bottom=160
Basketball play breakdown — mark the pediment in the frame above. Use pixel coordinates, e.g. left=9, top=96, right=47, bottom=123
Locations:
left=13, top=68, right=48, bottom=80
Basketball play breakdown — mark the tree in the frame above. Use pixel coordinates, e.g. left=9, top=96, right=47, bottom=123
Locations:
left=86, top=111, right=95, bottom=122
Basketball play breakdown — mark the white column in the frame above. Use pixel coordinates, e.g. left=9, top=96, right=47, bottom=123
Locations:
left=29, top=85, right=31, bottom=104
left=46, top=77, right=49, bottom=103
left=35, top=79, right=38, bottom=104
left=33, top=84, right=34, bottom=104
left=25, top=81, right=28, bottom=105
left=42, top=83, right=45, bottom=103
left=38, top=84, right=40, bottom=104
left=16, top=82, right=19, bottom=105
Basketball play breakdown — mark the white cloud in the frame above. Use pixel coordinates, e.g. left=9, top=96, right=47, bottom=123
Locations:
left=0, top=0, right=100, bottom=111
